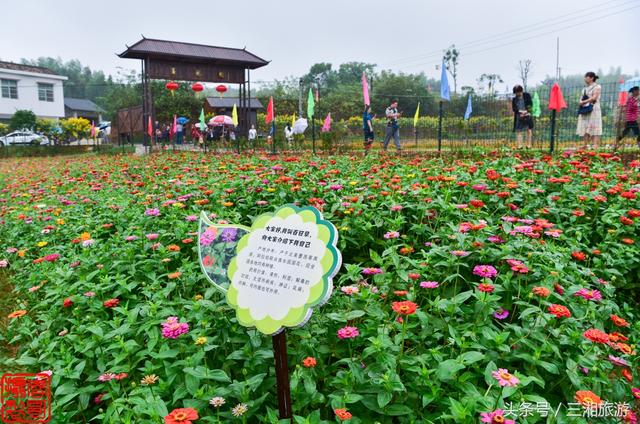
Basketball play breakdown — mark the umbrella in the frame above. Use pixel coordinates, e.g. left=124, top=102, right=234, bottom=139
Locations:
left=208, top=115, right=235, bottom=127
left=292, top=118, right=308, bottom=135
left=177, top=117, right=189, bottom=125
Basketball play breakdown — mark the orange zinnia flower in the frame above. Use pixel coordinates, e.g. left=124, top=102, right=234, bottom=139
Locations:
left=391, top=301, right=418, bottom=315
left=610, top=314, right=630, bottom=327
left=164, top=407, right=198, bottom=424
left=575, top=390, right=602, bottom=407
left=532, top=286, right=551, bottom=297
left=7, top=310, right=27, bottom=319
left=167, top=244, right=181, bottom=252
left=168, top=272, right=182, bottom=279
left=583, top=328, right=609, bottom=344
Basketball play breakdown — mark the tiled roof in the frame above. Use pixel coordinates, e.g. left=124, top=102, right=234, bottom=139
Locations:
left=0, top=61, right=59, bottom=75
left=119, top=38, right=268, bottom=69
left=64, top=98, right=105, bottom=113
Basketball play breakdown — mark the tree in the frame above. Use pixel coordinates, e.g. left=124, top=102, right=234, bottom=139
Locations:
left=35, top=118, right=58, bottom=140
left=477, top=74, right=503, bottom=96
left=518, top=59, right=533, bottom=91
left=60, top=117, right=91, bottom=140
left=10, top=110, right=37, bottom=131
left=443, top=45, right=460, bottom=94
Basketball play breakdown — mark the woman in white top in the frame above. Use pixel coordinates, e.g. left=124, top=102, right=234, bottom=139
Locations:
left=576, top=71, right=602, bottom=150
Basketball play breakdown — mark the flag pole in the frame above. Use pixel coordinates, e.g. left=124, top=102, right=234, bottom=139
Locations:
left=549, top=110, right=556, bottom=153
left=437, top=100, right=443, bottom=152
left=272, top=330, right=293, bottom=419
left=312, top=116, right=316, bottom=154
left=272, top=121, right=276, bottom=155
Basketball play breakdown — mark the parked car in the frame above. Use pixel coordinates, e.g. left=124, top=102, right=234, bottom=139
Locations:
left=0, top=131, right=50, bottom=146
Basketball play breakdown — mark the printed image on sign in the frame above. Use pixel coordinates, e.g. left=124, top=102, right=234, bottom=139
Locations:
left=198, top=204, right=341, bottom=335
left=198, top=214, right=250, bottom=292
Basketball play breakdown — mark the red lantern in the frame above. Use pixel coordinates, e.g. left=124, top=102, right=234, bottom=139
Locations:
left=215, top=84, right=227, bottom=98
left=191, top=82, right=204, bottom=98
left=165, top=81, right=179, bottom=96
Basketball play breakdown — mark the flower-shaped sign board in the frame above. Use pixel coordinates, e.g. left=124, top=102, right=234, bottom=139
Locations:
left=198, top=205, right=341, bottom=335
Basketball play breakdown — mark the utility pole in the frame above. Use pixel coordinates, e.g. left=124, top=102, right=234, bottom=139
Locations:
left=298, top=78, right=303, bottom=118
left=555, top=37, right=560, bottom=81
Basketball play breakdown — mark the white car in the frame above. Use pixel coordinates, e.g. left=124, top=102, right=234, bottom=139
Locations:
left=0, top=131, right=50, bottom=146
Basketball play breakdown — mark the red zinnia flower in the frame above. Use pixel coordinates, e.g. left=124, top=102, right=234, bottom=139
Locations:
left=302, top=357, right=317, bottom=368
left=622, top=369, right=633, bottom=382
left=63, top=297, right=73, bottom=308
left=470, top=199, right=485, bottom=208
left=571, top=251, right=586, bottom=261
left=164, top=407, right=199, bottom=424
left=391, top=301, right=418, bottom=315
left=620, top=216, right=634, bottom=225
left=478, top=283, right=495, bottom=293
left=583, top=328, right=609, bottom=344
left=554, top=283, right=565, bottom=295
left=334, top=408, right=352, bottom=421
left=393, top=290, right=408, bottom=296
left=103, top=298, right=120, bottom=308
left=548, top=304, right=571, bottom=318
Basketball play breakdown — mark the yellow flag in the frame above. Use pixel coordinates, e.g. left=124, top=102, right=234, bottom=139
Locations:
left=413, top=102, right=420, bottom=127
left=291, top=113, right=296, bottom=127
left=232, top=104, right=238, bottom=127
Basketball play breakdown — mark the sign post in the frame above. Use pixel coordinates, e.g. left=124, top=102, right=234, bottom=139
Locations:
left=198, top=204, right=342, bottom=420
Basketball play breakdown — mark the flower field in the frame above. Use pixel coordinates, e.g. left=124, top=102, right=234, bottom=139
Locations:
left=1, top=151, right=639, bottom=423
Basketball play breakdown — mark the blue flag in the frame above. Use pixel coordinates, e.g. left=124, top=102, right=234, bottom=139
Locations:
left=440, top=60, right=450, bottom=101
left=464, top=94, right=472, bottom=120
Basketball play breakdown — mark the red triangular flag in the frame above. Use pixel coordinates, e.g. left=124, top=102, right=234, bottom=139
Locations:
left=548, top=83, right=567, bottom=111
left=265, top=96, right=274, bottom=124
left=169, top=115, right=177, bottom=140
left=147, top=116, right=153, bottom=137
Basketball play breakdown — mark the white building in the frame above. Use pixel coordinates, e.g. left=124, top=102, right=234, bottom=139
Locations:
left=0, top=61, right=67, bottom=121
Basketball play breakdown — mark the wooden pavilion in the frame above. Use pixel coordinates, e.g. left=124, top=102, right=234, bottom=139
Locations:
left=118, top=36, right=268, bottom=147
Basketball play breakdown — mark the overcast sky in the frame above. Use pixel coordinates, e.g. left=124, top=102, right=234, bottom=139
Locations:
left=2, top=0, right=639, bottom=90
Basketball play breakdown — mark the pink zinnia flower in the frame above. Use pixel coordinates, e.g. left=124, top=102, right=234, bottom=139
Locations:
left=0, top=259, right=8, bottom=268
left=506, top=259, right=529, bottom=273
left=98, top=372, right=117, bottom=382
left=384, top=231, right=400, bottom=239
left=487, top=235, right=505, bottom=243
left=362, top=267, right=383, bottom=275
left=574, top=288, right=602, bottom=302
left=450, top=250, right=470, bottom=257
left=473, top=265, right=497, bottom=279
left=337, top=326, right=359, bottom=339
left=330, top=184, right=343, bottom=191
left=185, top=215, right=198, bottom=221
left=420, top=281, right=439, bottom=289
left=146, top=233, right=159, bottom=240
left=493, top=309, right=510, bottom=320
left=43, top=253, right=60, bottom=262
left=480, top=409, right=515, bottom=424
left=492, top=368, right=520, bottom=387
left=145, top=208, right=160, bottom=216
left=390, top=205, right=403, bottom=212
left=608, top=355, right=630, bottom=367
left=161, top=316, right=189, bottom=339
left=125, top=235, right=138, bottom=241
left=84, top=291, right=96, bottom=297
left=340, top=286, right=359, bottom=295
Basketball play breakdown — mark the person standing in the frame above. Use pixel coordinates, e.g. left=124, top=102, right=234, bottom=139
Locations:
left=284, top=124, right=293, bottom=145
left=363, top=105, right=374, bottom=155
left=616, top=86, right=640, bottom=149
left=248, top=125, right=257, bottom=142
left=176, top=122, right=184, bottom=145
left=576, top=72, right=602, bottom=149
left=512, top=85, right=533, bottom=149
left=383, top=100, right=401, bottom=153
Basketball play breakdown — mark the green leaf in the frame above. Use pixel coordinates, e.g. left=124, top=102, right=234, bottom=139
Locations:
left=385, top=404, right=413, bottom=416
left=484, top=361, right=497, bottom=386
left=437, top=359, right=465, bottom=381
left=459, top=351, right=484, bottom=365
left=377, top=391, right=392, bottom=408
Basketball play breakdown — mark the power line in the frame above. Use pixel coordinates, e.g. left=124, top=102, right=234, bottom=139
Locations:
left=394, top=4, right=640, bottom=71
left=382, top=0, right=638, bottom=67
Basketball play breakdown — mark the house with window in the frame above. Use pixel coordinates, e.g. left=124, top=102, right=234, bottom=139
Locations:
left=0, top=61, right=67, bottom=122
left=64, top=98, right=105, bottom=123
